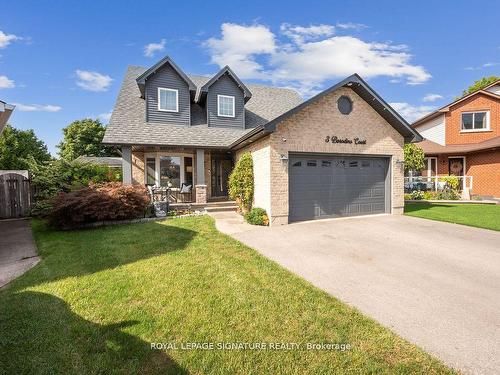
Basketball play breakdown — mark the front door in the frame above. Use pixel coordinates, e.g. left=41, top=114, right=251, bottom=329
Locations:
left=211, top=154, right=233, bottom=197
left=448, top=157, right=464, bottom=176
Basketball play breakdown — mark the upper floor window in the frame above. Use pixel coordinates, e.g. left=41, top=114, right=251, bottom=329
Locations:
left=158, top=88, right=178, bottom=112
left=461, top=111, right=489, bottom=132
left=217, top=95, right=235, bottom=117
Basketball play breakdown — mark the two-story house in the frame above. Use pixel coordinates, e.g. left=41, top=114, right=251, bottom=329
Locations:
left=103, top=56, right=421, bottom=225
left=412, top=80, right=500, bottom=198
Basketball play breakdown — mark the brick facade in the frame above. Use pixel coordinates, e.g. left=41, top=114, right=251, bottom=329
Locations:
left=445, top=93, right=500, bottom=145
left=238, top=87, right=405, bottom=225
left=416, top=90, right=500, bottom=197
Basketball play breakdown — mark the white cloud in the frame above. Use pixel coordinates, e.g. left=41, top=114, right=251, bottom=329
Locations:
left=205, top=23, right=276, bottom=79
left=12, top=103, right=61, bottom=112
left=280, top=23, right=335, bottom=44
left=205, top=23, right=431, bottom=95
left=0, top=30, right=21, bottom=48
left=144, top=39, right=166, bottom=57
left=336, top=22, right=368, bottom=31
left=422, top=93, right=443, bottom=102
left=76, top=70, right=113, bottom=92
left=390, top=102, right=435, bottom=122
left=465, top=62, right=499, bottom=70
left=0, top=75, right=15, bottom=88
left=98, top=111, right=112, bottom=122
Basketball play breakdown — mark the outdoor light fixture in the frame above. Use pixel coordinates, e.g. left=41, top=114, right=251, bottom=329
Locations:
left=280, top=154, right=288, bottom=161
left=395, top=159, right=404, bottom=165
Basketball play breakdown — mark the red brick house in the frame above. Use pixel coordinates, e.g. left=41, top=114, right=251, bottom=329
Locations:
left=412, top=80, right=500, bottom=198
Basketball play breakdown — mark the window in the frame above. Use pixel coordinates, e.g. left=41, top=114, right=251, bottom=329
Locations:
left=159, top=156, right=181, bottom=187
left=292, top=161, right=302, bottom=167
left=146, top=158, right=156, bottom=185
left=336, top=160, right=346, bottom=168
left=307, top=160, right=317, bottom=167
left=217, top=95, right=235, bottom=117
left=337, top=95, right=353, bottom=115
left=461, top=111, right=489, bottom=131
left=158, top=88, right=178, bottom=112
left=349, top=161, right=358, bottom=168
left=321, top=160, right=332, bottom=167
left=361, top=160, right=370, bottom=168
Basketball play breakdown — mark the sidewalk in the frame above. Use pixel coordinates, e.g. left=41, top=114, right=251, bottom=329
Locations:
left=0, top=219, right=40, bottom=288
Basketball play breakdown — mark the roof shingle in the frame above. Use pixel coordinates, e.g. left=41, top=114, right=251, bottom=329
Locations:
left=103, top=66, right=302, bottom=148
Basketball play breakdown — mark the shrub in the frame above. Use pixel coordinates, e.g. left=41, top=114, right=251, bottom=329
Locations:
left=404, top=193, right=412, bottom=201
left=439, top=175, right=460, bottom=190
left=47, top=182, right=150, bottom=229
left=410, top=190, right=425, bottom=200
left=229, top=152, right=253, bottom=213
left=29, top=159, right=121, bottom=216
left=244, top=207, right=269, bottom=226
left=422, top=191, right=437, bottom=200
left=435, top=190, right=460, bottom=200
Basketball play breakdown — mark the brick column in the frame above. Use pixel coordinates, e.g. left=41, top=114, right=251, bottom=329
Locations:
left=195, top=184, right=207, bottom=203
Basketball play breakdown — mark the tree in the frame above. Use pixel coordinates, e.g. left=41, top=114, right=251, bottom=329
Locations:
left=403, top=143, right=425, bottom=174
left=0, top=124, right=52, bottom=170
left=462, top=76, right=500, bottom=97
left=57, top=118, right=118, bottom=161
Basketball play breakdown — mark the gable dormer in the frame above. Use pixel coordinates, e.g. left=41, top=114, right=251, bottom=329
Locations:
left=136, top=56, right=196, bottom=125
left=197, top=66, right=251, bottom=129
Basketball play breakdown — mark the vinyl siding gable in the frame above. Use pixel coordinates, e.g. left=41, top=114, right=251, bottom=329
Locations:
left=145, top=64, right=190, bottom=125
left=416, top=114, right=446, bottom=145
left=207, top=74, right=245, bottom=128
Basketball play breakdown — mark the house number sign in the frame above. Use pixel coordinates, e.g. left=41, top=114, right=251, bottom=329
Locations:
left=325, top=135, right=367, bottom=145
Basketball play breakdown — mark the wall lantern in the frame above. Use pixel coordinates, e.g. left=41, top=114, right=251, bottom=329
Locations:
left=395, top=159, right=405, bottom=165
left=280, top=154, right=289, bottom=161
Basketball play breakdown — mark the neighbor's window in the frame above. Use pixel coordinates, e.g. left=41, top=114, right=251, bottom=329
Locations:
left=217, top=95, right=235, bottom=117
left=461, top=111, right=489, bottom=131
left=160, top=156, right=181, bottom=187
left=158, top=88, right=178, bottom=112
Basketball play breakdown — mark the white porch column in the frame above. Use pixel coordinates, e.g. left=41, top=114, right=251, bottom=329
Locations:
left=195, top=149, right=207, bottom=203
left=122, top=146, right=132, bottom=184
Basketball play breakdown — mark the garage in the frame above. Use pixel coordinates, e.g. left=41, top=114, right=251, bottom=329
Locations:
left=289, top=154, right=390, bottom=221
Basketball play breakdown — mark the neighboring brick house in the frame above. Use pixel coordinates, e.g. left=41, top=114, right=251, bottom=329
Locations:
left=412, top=80, right=500, bottom=198
left=103, top=56, right=421, bottom=225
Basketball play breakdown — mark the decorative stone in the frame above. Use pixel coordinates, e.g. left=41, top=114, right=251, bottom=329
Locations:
left=195, top=184, right=207, bottom=204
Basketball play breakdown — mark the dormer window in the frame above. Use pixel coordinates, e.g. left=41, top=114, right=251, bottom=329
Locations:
left=158, top=88, right=178, bottom=112
left=217, top=95, right=235, bottom=117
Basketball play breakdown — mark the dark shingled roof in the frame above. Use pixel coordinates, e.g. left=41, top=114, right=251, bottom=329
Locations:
left=103, top=66, right=303, bottom=148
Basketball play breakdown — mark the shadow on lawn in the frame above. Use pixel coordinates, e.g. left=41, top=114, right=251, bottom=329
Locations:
left=0, top=291, right=188, bottom=374
left=22, top=220, right=197, bottom=288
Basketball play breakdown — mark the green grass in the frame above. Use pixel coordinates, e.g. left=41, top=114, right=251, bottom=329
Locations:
left=405, top=202, right=500, bottom=231
left=0, top=216, right=454, bottom=374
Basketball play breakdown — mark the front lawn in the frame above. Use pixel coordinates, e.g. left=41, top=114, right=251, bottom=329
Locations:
left=0, top=216, right=453, bottom=374
left=405, top=202, right=500, bottom=231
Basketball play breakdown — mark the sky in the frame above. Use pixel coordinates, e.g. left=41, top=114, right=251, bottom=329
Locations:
left=1, top=0, right=499, bottom=155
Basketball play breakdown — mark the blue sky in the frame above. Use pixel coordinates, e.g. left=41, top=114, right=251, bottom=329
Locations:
left=1, top=0, right=499, bottom=155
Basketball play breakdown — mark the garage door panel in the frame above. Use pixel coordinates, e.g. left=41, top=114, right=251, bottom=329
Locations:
left=289, top=155, right=389, bottom=221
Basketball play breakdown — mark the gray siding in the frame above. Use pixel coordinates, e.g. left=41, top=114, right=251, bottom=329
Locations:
left=207, top=74, right=245, bottom=128
left=145, top=64, right=190, bottom=125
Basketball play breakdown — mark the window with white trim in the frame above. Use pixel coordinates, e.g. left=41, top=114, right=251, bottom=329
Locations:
left=217, top=95, right=235, bottom=117
left=158, top=88, right=178, bottom=112
left=461, top=111, right=489, bottom=131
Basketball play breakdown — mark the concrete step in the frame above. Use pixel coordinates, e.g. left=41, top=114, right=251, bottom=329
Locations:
left=205, top=205, right=238, bottom=213
left=205, top=200, right=237, bottom=207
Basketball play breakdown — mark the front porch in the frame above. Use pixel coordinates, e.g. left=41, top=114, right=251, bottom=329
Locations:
left=121, top=146, right=234, bottom=204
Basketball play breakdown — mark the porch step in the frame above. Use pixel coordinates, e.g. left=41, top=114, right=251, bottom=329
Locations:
left=205, top=204, right=238, bottom=213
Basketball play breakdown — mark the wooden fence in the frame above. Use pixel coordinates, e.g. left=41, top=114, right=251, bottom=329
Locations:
left=0, top=173, right=32, bottom=219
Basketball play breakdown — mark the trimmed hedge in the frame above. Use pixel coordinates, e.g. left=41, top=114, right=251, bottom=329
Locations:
left=47, top=182, right=150, bottom=229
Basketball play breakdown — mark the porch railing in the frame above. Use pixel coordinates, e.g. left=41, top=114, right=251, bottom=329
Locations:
left=148, top=186, right=195, bottom=203
left=404, top=175, right=473, bottom=193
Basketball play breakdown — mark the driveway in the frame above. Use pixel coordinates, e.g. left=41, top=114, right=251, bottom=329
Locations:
left=0, top=219, right=40, bottom=288
left=212, top=212, right=500, bottom=374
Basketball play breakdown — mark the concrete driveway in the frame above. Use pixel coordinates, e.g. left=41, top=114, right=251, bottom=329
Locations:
left=0, top=219, right=40, bottom=288
left=213, top=212, right=500, bottom=374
